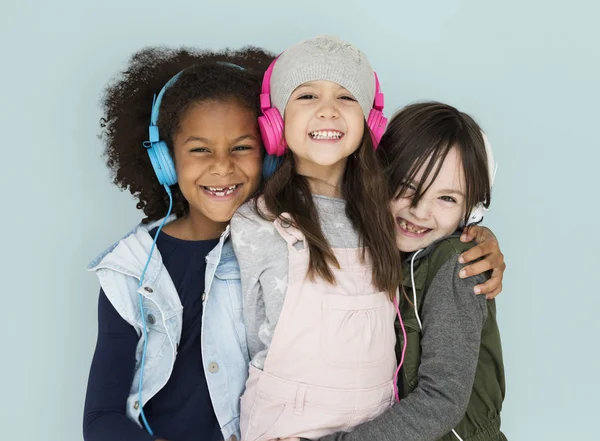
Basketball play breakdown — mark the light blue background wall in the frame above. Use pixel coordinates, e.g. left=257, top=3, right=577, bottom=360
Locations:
left=1, top=0, right=598, bottom=439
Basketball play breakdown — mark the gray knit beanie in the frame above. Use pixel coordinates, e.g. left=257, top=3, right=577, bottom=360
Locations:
left=270, top=35, right=376, bottom=119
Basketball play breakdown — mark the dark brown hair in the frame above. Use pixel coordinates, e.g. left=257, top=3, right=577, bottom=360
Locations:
left=377, top=102, right=491, bottom=226
left=259, top=121, right=403, bottom=299
left=100, top=46, right=274, bottom=223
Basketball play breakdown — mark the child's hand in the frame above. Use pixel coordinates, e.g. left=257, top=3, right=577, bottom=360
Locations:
left=458, top=225, right=506, bottom=299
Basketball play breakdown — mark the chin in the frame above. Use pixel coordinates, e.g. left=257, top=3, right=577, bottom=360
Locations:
left=310, top=156, right=347, bottom=167
left=398, top=245, right=420, bottom=253
left=396, top=239, right=422, bottom=253
left=189, top=203, right=235, bottom=224
left=209, top=210, right=237, bottom=224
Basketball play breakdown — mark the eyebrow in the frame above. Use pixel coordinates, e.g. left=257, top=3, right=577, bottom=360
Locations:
left=183, top=134, right=259, bottom=145
left=404, top=180, right=465, bottom=197
left=438, top=189, right=465, bottom=197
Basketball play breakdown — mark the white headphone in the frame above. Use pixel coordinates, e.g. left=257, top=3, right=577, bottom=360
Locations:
left=465, top=131, right=497, bottom=226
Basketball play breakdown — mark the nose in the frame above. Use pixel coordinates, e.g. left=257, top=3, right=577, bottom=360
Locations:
left=209, top=153, right=234, bottom=177
left=409, top=199, right=432, bottom=221
left=317, top=97, right=339, bottom=120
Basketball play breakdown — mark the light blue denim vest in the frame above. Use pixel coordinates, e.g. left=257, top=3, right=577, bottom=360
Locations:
left=88, top=217, right=249, bottom=441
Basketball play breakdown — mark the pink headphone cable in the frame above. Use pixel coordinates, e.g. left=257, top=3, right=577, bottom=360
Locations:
left=393, top=296, right=407, bottom=403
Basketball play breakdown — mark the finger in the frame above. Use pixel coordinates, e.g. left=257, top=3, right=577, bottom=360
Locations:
left=460, top=225, right=478, bottom=242
left=490, top=263, right=507, bottom=280
left=473, top=226, right=496, bottom=244
left=459, top=240, right=494, bottom=264
left=485, top=285, right=502, bottom=300
left=459, top=259, right=493, bottom=279
left=473, top=276, right=502, bottom=295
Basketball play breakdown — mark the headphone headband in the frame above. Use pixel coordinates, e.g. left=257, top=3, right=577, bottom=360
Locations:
left=260, top=58, right=277, bottom=111
left=149, top=71, right=183, bottom=130
left=148, top=62, right=246, bottom=145
left=465, top=131, right=497, bottom=225
left=373, top=72, right=384, bottom=111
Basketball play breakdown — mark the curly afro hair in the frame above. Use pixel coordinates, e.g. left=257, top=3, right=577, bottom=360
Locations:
left=100, top=46, right=275, bottom=223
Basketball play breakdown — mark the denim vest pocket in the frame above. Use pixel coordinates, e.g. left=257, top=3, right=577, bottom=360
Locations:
left=214, top=263, right=241, bottom=282
left=138, top=306, right=169, bottom=363
left=214, top=272, right=242, bottom=309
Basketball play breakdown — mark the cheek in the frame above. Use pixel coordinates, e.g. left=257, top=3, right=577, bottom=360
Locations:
left=438, top=206, right=464, bottom=231
left=175, top=158, right=204, bottom=185
left=284, top=115, right=303, bottom=143
left=389, top=198, right=410, bottom=215
left=283, top=124, right=292, bottom=143
left=238, top=156, right=263, bottom=187
left=349, top=110, right=365, bottom=134
left=283, top=106, right=310, bottom=137
left=351, top=126, right=364, bottom=144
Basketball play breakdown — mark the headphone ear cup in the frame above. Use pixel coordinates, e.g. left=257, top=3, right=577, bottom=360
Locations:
left=259, top=107, right=286, bottom=156
left=367, top=109, right=388, bottom=148
left=466, top=204, right=485, bottom=226
left=148, top=141, right=177, bottom=186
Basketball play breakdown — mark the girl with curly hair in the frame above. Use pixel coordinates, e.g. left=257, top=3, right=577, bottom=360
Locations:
left=83, top=46, right=273, bottom=441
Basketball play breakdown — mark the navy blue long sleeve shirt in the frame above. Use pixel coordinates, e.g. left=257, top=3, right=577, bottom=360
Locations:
left=83, top=229, right=221, bottom=441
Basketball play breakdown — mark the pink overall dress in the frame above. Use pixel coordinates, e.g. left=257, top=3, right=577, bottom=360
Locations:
left=240, top=214, right=397, bottom=441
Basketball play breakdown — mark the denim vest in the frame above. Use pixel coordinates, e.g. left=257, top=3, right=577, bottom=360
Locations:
left=88, top=217, right=249, bottom=441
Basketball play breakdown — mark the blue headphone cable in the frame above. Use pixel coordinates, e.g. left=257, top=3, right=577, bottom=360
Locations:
left=137, top=184, right=173, bottom=434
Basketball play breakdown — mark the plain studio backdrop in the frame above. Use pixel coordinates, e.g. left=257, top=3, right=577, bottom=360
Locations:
left=1, top=0, right=598, bottom=439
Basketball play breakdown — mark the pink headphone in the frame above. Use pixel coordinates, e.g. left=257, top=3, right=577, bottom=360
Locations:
left=258, top=59, right=388, bottom=157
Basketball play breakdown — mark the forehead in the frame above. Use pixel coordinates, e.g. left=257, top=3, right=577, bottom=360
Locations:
left=414, top=146, right=465, bottom=190
left=178, top=100, right=257, bottom=133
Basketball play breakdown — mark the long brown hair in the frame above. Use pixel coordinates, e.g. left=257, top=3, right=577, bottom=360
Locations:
left=258, top=121, right=402, bottom=299
left=377, top=102, right=491, bottom=226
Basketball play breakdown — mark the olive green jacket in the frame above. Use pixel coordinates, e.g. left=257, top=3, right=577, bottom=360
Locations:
left=397, top=235, right=507, bottom=441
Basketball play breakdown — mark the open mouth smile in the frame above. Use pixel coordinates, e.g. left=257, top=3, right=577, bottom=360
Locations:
left=396, top=218, right=432, bottom=237
left=201, top=184, right=242, bottom=197
left=309, top=130, right=344, bottom=140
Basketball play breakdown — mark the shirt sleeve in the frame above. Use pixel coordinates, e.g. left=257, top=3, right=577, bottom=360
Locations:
left=314, top=255, right=487, bottom=441
left=230, top=204, right=289, bottom=370
left=83, top=289, right=161, bottom=441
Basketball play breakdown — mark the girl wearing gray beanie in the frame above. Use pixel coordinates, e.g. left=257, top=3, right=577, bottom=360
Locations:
left=231, top=35, right=403, bottom=440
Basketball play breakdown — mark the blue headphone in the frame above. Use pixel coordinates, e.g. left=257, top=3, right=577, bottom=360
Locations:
left=142, top=62, right=247, bottom=188
left=142, top=73, right=182, bottom=187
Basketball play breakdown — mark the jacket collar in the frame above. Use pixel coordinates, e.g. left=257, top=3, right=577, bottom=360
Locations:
left=401, top=231, right=462, bottom=289
left=87, top=216, right=177, bottom=282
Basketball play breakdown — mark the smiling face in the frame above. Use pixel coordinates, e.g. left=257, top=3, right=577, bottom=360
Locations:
left=283, top=80, right=365, bottom=185
left=390, top=146, right=467, bottom=252
left=171, top=100, right=262, bottom=236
